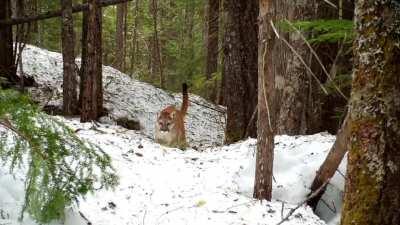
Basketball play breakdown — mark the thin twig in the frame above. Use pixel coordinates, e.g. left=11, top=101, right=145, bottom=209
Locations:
left=284, top=19, right=348, bottom=100
left=224, top=200, right=258, bottom=211
left=336, top=169, right=346, bottom=179
left=269, top=20, right=329, bottom=95
left=79, top=211, right=92, bottom=225
left=156, top=206, right=184, bottom=224
left=276, top=179, right=330, bottom=225
left=261, top=39, right=273, bottom=132
left=319, top=198, right=336, bottom=213
left=323, top=0, right=338, bottom=9
left=142, top=209, right=147, bottom=225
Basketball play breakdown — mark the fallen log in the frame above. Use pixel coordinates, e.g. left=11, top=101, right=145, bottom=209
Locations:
left=0, top=0, right=132, bottom=27
left=306, top=113, right=350, bottom=210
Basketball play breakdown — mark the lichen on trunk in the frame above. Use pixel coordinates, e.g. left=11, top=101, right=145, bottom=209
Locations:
left=341, top=1, right=400, bottom=224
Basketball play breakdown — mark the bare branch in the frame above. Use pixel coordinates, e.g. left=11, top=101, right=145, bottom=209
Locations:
left=276, top=180, right=330, bottom=225
left=269, top=20, right=329, bottom=95
left=283, top=19, right=348, bottom=100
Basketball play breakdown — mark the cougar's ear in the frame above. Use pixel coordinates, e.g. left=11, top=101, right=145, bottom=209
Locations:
left=170, top=111, right=176, bottom=119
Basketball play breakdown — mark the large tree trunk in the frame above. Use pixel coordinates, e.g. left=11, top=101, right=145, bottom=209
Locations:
left=205, top=0, right=219, bottom=80
left=253, top=0, right=274, bottom=201
left=341, top=1, right=400, bottom=224
left=223, top=0, right=258, bottom=143
left=115, top=2, right=127, bottom=71
left=0, top=0, right=16, bottom=86
left=61, top=0, right=78, bottom=115
left=80, top=0, right=88, bottom=108
left=80, top=0, right=103, bottom=122
left=307, top=113, right=350, bottom=210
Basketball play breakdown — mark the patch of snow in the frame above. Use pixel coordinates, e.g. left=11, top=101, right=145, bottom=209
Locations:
left=235, top=134, right=346, bottom=225
left=0, top=118, right=340, bottom=225
left=21, top=45, right=225, bottom=149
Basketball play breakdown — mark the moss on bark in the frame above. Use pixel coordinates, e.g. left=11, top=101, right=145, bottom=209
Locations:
left=341, top=1, right=400, bottom=224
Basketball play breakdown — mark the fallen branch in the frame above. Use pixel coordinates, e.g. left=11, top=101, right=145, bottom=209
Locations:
left=0, top=0, right=133, bottom=26
left=276, top=179, right=330, bottom=225
left=307, top=113, right=350, bottom=210
left=79, top=211, right=92, bottom=225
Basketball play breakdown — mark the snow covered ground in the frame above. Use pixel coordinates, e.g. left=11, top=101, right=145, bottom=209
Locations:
left=1, top=46, right=346, bottom=225
left=1, top=117, right=344, bottom=225
left=21, top=45, right=225, bottom=149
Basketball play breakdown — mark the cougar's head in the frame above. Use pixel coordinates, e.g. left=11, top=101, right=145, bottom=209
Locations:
left=157, top=108, right=176, bottom=132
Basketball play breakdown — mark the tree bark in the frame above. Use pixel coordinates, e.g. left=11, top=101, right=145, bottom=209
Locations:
left=115, top=2, right=127, bottom=71
left=80, top=0, right=103, bottom=122
left=262, top=0, right=321, bottom=135
left=149, top=0, right=164, bottom=88
left=0, top=0, right=16, bottom=86
left=341, top=1, right=400, bottom=224
left=307, top=113, right=350, bottom=210
left=61, top=0, right=78, bottom=115
left=130, top=0, right=140, bottom=73
left=254, top=0, right=274, bottom=201
left=80, top=0, right=88, bottom=108
left=205, top=0, right=219, bottom=80
left=223, top=0, right=258, bottom=143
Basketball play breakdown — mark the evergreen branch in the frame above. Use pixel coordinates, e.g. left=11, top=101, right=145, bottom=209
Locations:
left=0, top=118, right=47, bottom=159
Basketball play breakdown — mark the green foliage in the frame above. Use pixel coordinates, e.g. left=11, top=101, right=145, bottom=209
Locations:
left=31, top=0, right=211, bottom=98
left=0, top=89, right=118, bottom=223
left=191, top=72, right=221, bottom=100
left=280, top=19, right=354, bottom=44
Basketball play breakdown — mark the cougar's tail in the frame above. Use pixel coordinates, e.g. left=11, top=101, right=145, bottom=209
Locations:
left=181, top=83, right=189, bottom=116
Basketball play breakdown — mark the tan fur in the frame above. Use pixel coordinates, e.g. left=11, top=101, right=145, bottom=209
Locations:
left=155, top=84, right=188, bottom=149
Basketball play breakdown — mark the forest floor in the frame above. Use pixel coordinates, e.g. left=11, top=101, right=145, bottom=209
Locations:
left=0, top=46, right=345, bottom=225
left=1, top=118, right=343, bottom=225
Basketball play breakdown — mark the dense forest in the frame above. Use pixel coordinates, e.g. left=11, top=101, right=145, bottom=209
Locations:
left=0, top=0, right=399, bottom=225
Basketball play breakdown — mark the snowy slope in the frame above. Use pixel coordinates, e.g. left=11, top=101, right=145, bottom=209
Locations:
left=1, top=117, right=344, bottom=225
left=0, top=46, right=346, bottom=225
left=21, top=45, right=225, bottom=149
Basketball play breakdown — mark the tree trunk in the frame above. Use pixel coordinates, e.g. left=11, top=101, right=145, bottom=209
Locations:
left=223, top=0, right=258, bottom=143
left=0, top=0, right=16, bottom=86
left=130, top=0, right=140, bottom=73
left=341, top=1, right=400, bottom=224
left=205, top=0, right=219, bottom=80
left=61, top=0, right=78, bottom=115
left=149, top=0, right=164, bottom=88
left=254, top=0, right=274, bottom=201
left=80, top=0, right=88, bottom=108
left=115, top=2, right=127, bottom=71
left=262, top=0, right=321, bottom=135
left=80, top=0, right=103, bottom=122
left=307, top=113, right=350, bottom=210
